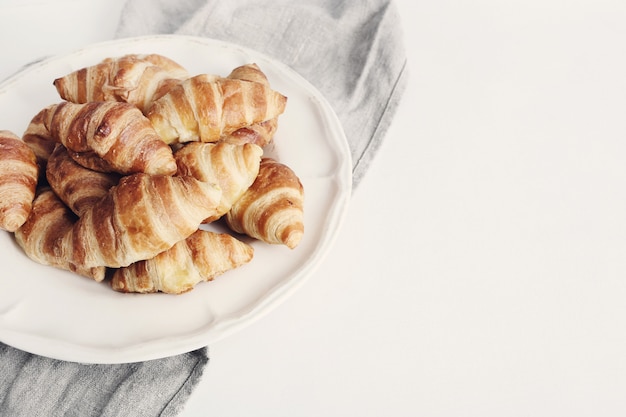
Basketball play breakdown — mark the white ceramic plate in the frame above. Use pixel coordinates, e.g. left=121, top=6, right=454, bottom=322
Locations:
left=0, top=35, right=352, bottom=364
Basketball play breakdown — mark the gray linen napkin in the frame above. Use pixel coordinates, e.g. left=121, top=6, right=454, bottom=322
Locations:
left=0, top=343, right=208, bottom=416
left=116, top=0, right=408, bottom=187
left=0, top=1, right=407, bottom=416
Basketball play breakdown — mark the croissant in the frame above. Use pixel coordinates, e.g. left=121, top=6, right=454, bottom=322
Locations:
left=220, top=63, right=279, bottom=147
left=111, top=230, right=254, bottom=294
left=0, top=130, right=39, bottom=232
left=38, top=101, right=177, bottom=175
left=53, top=53, right=189, bottom=112
left=174, top=142, right=263, bottom=222
left=63, top=173, right=222, bottom=268
left=14, top=187, right=106, bottom=281
left=22, top=108, right=57, bottom=172
left=146, top=74, right=287, bottom=144
left=227, top=63, right=270, bottom=86
left=23, top=104, right=118, bottom=174
left=226, top=158, right=304, bottom=249
left=46, top=144, right=120, bottom=216
left=65, top=149, right=119, bottom=173
left=219, top=119, right=278, bottom=148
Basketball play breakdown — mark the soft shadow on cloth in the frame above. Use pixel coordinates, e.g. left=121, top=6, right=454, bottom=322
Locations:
left=0, top=1, right=407, bottom=416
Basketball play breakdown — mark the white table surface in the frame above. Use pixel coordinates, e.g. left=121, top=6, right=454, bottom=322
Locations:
left=3, top=0, right=626, bottom=416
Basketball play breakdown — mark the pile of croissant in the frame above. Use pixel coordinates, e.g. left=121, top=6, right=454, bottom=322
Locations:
left=0, top=53, right=304, bottom=294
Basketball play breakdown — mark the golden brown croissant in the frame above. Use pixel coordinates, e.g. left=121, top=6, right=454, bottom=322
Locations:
left=226, top=158, right=304, bottom=249
left=111, top=229, right=254, bottom=294
left=174, top=141, right=263, bottom=222
left=227, top=63, right=270, bottom=86
left=14, top=187, right=106, bottom=281
left=146, top=74, right=287, bottom=144
left=53, top=53, right=189, bottom=112
left=63, top=173, right=222, bottom=268
left=22, top=108, right=57, bottom=173
left=219, top=119, right=278, bottom=148
left=38, top=101, right=177, bottom=175
left=0, top=130, right=39, bottom=232
left=65, top=149, right=119, bottom=173
left=220, top=63, right=279, bottom=147
left=46, top=144, right=120, bottom=216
